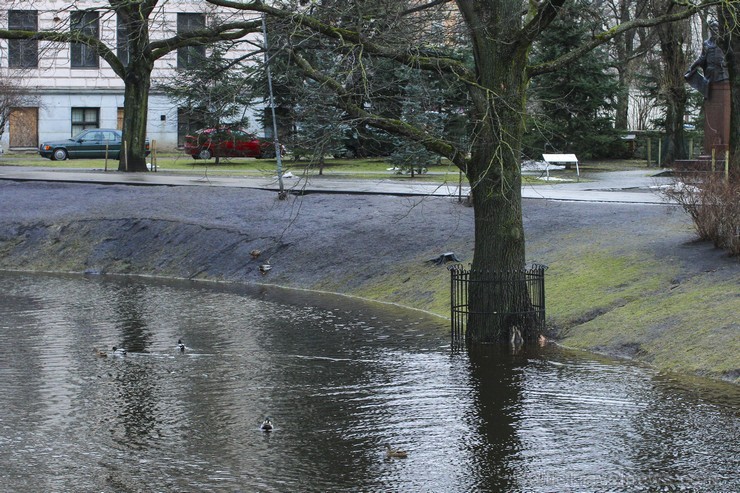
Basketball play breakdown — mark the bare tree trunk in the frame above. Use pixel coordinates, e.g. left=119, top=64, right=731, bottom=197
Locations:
left=614, top=0, right=635, bottom=131
left=615, top=67, right=631, bottom=131
left=118, top=7, right=153, bottom=173
left=655, top=4, right=690, bottom=164
left=458, top=1, right=530, bottom=342
left=119, top=64, right=152, bottom=172
left=721, top=4, right=740, bottom=173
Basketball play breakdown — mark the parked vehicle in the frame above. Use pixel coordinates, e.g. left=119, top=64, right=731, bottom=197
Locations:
left=184, top=127, right=281, bottom=160
left=39, top=129, right=150, bottom=160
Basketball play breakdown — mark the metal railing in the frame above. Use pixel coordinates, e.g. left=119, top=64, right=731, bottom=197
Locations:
left=450, top=264, right=547, bottom=344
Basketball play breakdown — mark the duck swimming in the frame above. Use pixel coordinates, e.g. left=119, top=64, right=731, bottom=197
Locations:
left=260, top=417, right=274, bottom=432
left=385, top=444, right=408, bottom=458
left=111, top=346, right=127, bottom=356
left=177, top=339, right=186, bottom=353
left=93, top=347, right=107, bottom=358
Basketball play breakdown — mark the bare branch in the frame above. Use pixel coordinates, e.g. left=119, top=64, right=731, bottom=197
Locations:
left=149, top=20, right=262, bottom=60
left=206, top=0, right=473, bottom=79
left=527, top=0, right=723, bottom=77
left=290, top=48, right=467, bottom=170
left=401, top=0, right=454, bottom=17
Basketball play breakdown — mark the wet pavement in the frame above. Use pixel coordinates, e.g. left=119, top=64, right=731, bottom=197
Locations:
left=0, top=166, right=673, bottom=204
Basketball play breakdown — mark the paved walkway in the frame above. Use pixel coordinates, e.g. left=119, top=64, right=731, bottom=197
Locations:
left=0, top=166, right=673, bottom=204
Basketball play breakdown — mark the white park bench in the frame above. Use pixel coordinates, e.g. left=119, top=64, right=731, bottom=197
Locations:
left=542, top=153, right=580, bottom=179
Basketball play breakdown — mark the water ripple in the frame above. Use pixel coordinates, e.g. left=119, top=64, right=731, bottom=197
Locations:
left=0, top=272, right=737, bottom=492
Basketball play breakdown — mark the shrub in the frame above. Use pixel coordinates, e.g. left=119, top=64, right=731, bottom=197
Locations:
left=663, top=168, right=739, bottom=256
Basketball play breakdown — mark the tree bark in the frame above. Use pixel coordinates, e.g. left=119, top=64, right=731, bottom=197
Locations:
left=721, top=5, right=740, bottom=173
left=119, top=63, right=153, bottom=172
left=457, top=1, right=530, bottom=342
left=655, top=4, right=689, bottom=164
left=614, top=0, right=634, bottom=131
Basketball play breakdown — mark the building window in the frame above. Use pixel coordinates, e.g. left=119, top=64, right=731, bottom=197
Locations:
left=71, top=107, right=99, bottom=135
left=8, top=10, right=38, bottom=68
left=117, top=13, right=130, bottom=67
left=71, top=11, right=99, bottom=68
left=177, top=13, right=206, bottom=69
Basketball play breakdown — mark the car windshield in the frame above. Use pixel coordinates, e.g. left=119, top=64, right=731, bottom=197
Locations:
left=231, top=131, right=254, bottom=140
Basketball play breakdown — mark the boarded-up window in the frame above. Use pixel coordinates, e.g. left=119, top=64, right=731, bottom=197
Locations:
left=9, top=108, right=39, bottom=148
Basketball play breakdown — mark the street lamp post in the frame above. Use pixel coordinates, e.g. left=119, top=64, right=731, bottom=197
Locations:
left=262, top=14, right=285, bottom=198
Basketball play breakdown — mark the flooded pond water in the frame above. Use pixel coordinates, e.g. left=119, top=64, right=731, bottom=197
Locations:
left=0, top=272, right=737, bottom=492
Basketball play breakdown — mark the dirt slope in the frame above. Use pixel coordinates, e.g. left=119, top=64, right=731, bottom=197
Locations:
left=0, top=180, right=737, bottom=383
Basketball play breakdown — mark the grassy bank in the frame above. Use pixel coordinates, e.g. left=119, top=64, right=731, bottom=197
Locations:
left=1, top=152, right=551, bottom=185
left=0, top=159, right=736, bottom=384
left=342, top=250, right=738, bottom=384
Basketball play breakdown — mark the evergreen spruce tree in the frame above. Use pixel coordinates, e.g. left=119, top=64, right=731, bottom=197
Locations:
left=290, top=78, right=347, bottom=173
left=525, top=1, right=623, bottom=159
left=157, top=43, right=255, bottom=164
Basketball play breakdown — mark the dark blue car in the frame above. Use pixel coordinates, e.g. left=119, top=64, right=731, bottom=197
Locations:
left=39, top=129, right=149, bottom=160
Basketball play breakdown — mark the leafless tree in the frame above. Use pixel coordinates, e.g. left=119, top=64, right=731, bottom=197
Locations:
left=0, top=76, right=37, bottom=144
left=720, top=1, right=740, bottom=171
left=206, top=0, right=722, bottom=342
left=0, top=1, right=262, bottom=171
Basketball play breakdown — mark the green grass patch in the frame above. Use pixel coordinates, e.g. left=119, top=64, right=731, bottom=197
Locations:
left=1, top=152, right=547, bottom=185
left=545, top=245, right=739, bottom=382
left=546, top=249, right=673, bottom=327
left=564, top=279, right=739, bottom=382
left=307, top=255, right=456, bottom=320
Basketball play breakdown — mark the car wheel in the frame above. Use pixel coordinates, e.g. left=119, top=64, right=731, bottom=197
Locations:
left=53, top=148, right=68, bottom=161
left=198, top=148, right=212, bottom=160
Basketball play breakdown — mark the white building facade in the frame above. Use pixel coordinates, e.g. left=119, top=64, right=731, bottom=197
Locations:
left=0, top=0, right=263, bottom=151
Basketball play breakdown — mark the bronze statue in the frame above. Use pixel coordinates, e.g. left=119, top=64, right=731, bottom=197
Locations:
left=685, top=20, right=729, bottom=99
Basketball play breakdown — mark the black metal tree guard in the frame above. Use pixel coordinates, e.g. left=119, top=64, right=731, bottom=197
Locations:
left=450, top=263, right=547, bottom=346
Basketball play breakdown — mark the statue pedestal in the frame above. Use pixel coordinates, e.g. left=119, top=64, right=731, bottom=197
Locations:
left=704, top=81, right=731, bottom=156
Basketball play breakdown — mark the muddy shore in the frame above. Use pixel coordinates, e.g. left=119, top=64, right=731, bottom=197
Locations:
left=0, top=179, right=737, bottom=383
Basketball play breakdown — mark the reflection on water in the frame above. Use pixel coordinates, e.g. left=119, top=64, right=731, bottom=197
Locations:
left=0, top=272, right=737, bottom=492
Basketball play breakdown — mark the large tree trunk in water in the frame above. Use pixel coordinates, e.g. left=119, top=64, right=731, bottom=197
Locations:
left=119, top=62, right=152, bottom=172
left=466, top=165, right=528, bottom=343
left=457, top=1, right=530, bottom=343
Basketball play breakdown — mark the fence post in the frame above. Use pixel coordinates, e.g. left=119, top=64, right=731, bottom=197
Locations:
left=725, top=150, right=730, bottom=181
